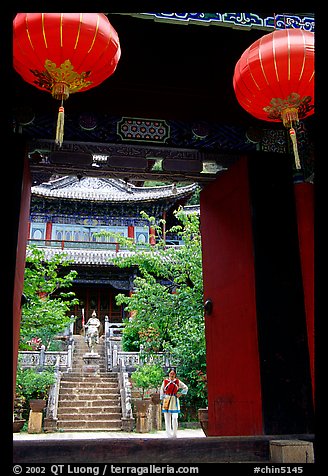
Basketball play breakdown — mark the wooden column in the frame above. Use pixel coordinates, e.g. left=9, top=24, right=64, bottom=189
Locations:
left=294, top=182, right=315, bottom=403
left=128, top=225, right=134, bottom=239
left=149, top=226, right=156, bottom=245
left=11, top=136, right=32, bottom=398
left=162, top=211, right=166, bottom=242
left=45, top=221, right=53, bottom=241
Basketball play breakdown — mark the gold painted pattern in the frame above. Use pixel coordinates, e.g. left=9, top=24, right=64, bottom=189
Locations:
left=60, top=14, right=63, bottom=48
left=258, top=36, right=269, bottom=86
left=308, top=71, right=314, bottom=83
left=25, top=14, right=34, bottom=50
left=88, top=14, right=100, bottom=53
left=30, top=59, right=93, bottom=94
left=103, top=23, right=112, bottom=51
left=272, top=30, right=280, bottom=83
left=74, top=13, right=83, bottom=49
left=287, top=29, right=291, bottom=81
left=41, top=13, right=48, bottom=48
left=263, top=92, right=313, bottom=122
left=247, top=46, right=261, bottom=91
left=298, top=30, right=307, bottom=81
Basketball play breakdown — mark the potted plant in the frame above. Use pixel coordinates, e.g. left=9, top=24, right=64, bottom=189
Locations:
left=131, top=362, right=164, bottom=401
left=16, top=366, right=56, bottom=412
left=13, top=394, right=27, bottom=432
left=196, top=369, right=208, bottom=435
left=131, top=362, right=165, bottom=432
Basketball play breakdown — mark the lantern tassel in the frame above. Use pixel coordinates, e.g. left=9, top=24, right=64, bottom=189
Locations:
left=55, top=105, right=65, bottom=147
left=289, top=127, right=301, bottom=170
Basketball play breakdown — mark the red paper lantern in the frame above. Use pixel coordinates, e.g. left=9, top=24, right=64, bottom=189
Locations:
left=233, top=29, right=314, bottom=169
left=13, top=13, right=121, bottom=146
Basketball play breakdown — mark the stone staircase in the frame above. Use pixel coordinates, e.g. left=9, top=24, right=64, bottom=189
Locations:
left=56, top=334, right=122, bottom=431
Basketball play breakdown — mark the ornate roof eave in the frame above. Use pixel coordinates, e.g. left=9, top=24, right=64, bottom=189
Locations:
left=113, top=13, right=315, bottom=32
left=31, top=247, right=134, bottom=266
left=31, top=176, right=198, bottom=203
left=27, top=246, right=179, bottom=267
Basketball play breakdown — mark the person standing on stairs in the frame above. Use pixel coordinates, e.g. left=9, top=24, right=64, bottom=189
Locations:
left=160, top=367, right=188, bottom=438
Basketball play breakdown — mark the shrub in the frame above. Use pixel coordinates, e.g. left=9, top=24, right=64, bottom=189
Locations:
left=16, top=366, right=56, bottom=402
left=131, top=363, right=165, bottom=399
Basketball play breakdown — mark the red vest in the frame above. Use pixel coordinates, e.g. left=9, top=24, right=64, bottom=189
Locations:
left=163, top=378, right=180, bottom=395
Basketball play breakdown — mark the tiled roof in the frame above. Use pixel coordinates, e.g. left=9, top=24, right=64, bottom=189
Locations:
left=31, top=176, right=197, bottom=202
left=184, top=204, right=200, bottom=214
left=28, top=245, right=178, bottom=266
left=28, top=246, right=136, bottom=266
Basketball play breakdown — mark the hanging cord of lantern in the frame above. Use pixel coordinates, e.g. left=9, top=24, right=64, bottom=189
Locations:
left=282, top=108, right=301, bottom=170
left=277, top=13, right=300, bottom=170
left=276, top=12, right=314, bottom=170
left=52, top=82, right=69, bottom=147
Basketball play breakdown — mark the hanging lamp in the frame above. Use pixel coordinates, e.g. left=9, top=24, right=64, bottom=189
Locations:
left=13, top=13, right=121, bottom=146
left=233, top=28, right=314, bottom=169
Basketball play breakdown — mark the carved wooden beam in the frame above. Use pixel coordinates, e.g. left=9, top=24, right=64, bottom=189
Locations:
left=28, top=139, right=237, bottom=184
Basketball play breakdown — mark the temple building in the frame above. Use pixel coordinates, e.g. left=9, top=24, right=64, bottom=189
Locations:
left=28, top=175, right=198, bottom=333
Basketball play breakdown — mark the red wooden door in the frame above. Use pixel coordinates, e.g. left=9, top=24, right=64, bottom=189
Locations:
left=200, top=157, right=263, bottom=436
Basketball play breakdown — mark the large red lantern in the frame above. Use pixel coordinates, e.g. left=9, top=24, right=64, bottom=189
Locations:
left=13, top=13, right=121, bottom=146
left=233, top=29, right=314, bottom=169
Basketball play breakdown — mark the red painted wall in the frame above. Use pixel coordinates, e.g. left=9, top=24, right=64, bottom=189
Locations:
left=294, top=183, right=314, bottom=402
left=200, top=157, right=263, bottom=436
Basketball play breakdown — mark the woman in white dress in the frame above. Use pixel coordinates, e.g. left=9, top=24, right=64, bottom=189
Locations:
left=160, top=367, right=188, bottom=438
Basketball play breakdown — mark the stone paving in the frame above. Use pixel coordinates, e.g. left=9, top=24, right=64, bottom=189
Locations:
left=13, top=427, right=205, bottom=440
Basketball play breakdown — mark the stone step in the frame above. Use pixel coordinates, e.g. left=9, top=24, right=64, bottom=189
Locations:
left=58, top=405, right=121, bottom=414
left=63, top=371, right=115, bottom=377
left=72, top=368, right=107, bottom=372
left=57, top=419, right=122, bottom=430
left=61, top=375, right=117, bottom=382
left=72, top=364, right=107, bottom=367
left=58, top=399, right=120, bottom=408
left=60, top=382, right=119, bottom=389
left=56, top=336, right=123, bottom=432
left=56, top=412, right=121, bottom=421
left=59, top=392, right=119, bottom=399
left=72, top=358, right=106, bottom=362
left=60, top=380, right=119, bottom=391
left=59, top=392, right=120, bottom=400
left=73, top=362, right=106, bottom=367
left=57, top=426, right=122, bottom=432
left=59, top=391, right=119, bottom=398
left=73, top=346, right=105, bottom=350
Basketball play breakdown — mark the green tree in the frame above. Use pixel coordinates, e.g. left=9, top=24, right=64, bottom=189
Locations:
left=131, top=363, right=165, bottom=399
left=96, top=208, right=207, bottom=418
left=20, top=246, right=79, bottom=350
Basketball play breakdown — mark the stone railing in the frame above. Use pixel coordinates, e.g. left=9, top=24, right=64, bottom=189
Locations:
left=18, top=318, right=75, bottom=372
left=117, top=362, right=135, bottom=431
left=19, top=342, right=74, bottom=372
left=104, top=317, right=173, bottom=372
left=44, top=357, right=63, bottom=432
left=19, top=336, right=75, bottom=371
left=107, top=341, right=173, bottom=373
